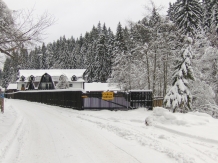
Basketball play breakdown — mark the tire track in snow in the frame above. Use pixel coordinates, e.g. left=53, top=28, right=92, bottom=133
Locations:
left=37, top=116, right=62, bottom=163
left=39, top=106, right=98, bottom=163
left=77, top=116, right=195, bottom=163
left=77, top=113, right=218, bottom=163
left=40, top=106, right=141, bottom=163
left=155, top=125, right=218, bottom=145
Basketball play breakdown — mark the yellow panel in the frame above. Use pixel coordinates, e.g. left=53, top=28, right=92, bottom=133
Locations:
left=102, top=92, right=114, bottom=100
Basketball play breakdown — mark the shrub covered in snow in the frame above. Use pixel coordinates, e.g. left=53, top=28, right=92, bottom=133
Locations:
left=56, top=75, right=69, bottom=89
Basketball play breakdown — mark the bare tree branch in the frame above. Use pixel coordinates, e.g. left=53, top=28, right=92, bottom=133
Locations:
left=0, top=0, right=55, bottom=57
left=0, top=48, right=14, bottom=58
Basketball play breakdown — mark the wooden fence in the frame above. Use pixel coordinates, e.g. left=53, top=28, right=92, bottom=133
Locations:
left=13, top=91, right=83, bottom=110
left=6, top=90, right=155, bottom=110
left=153, top=97, right=164, bottom=107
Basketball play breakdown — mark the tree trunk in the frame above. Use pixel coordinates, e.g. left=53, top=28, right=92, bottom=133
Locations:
left=145, top=50, right=151, bottom=90
left=163, top=53, right=168, bottom=98
left=152, top=49, right=157, bottom=97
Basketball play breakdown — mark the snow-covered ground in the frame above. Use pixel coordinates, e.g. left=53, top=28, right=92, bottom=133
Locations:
left=1, top=99, right=218, bottom=163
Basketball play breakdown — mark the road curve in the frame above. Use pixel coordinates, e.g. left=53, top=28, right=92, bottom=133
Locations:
left=1, top=99, right=169, bottom=163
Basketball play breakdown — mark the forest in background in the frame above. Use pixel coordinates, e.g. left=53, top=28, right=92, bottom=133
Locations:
left=2, top=0, right=218, bottom=117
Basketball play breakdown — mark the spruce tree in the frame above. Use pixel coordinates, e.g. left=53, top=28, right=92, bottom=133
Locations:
left=41, top=43, right=47, bottom=69
left=19, top=47, right=28, bottom=69
left=85, top=38, right=97, bottom=82
left=97, top=21, right=102, bottom=34
left=114, top=22, right=127, bottom=52
left=60, top=43, right=71, bottom=69
left=203, top=0, right=218, bottom=32
left=2, top=58, right=12, bottom=88
left=164, top=36, right=195, bottom=112
left=172, top=0, right=202, bottom=36
left=102, top=23, right=108, bottom=42
left=107, top=28, right=115, bottom=78
left=94, top=34, right=108, bottom=82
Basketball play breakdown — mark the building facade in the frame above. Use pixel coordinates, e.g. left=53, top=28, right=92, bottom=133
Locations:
left=16, top=69, right=86, bottom=91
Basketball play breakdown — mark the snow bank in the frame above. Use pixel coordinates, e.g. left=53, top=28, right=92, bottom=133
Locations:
left=146, top=107, right=186, bottom=126
left=146, top=107, right=215, bottom=126
left=145, top=107, right=218, bottom=141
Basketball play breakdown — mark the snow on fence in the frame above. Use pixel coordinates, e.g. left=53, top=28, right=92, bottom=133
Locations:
left=6, top=90, right=154, bottom=110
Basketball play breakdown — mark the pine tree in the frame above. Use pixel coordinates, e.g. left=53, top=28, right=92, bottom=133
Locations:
left=60, top=43, right=72, bottom=69
left=110, top=22, right=127, bottom=86
left=164, top=36, right=195, bottom=112
left=46, top=43, right=55, bottom=69
left=19, top=47, right=28, bottom=69
left=85, top=39, right=97, bottom=82
left=172, top=0, right=202, bottom=36
left=97, top=21, right=102, bottom=34
left=93, top=34, right=108, bottom=82
left=2, top=58, right=12, bottom=88
left=102, top=23, right=108, bottom=42
left=41, top=43, right=47, bottom=69
left=167, top=2, right=174, bottom=21
left=114, top=22, right=127, bottom=52
left=71, top=48, right=78, bottom=69
left=203, top=0, right=218, bottom=32
left=107, top=28, right=115, bottom=78
left=79, top=36, right=88, bottom=69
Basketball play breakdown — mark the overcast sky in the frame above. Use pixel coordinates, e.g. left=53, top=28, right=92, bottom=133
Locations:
left=4, top=0, right=176, bottom=43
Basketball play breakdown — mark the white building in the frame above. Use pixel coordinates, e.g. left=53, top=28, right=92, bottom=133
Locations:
left=16, top=69, right=86, bottom=91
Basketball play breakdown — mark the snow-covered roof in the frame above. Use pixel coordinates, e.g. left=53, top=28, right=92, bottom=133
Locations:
left=17, top=69, right=86, bottom=82
left=7, top=83, right=17, bottom=90
left=84, top=83, right=120, bottom=91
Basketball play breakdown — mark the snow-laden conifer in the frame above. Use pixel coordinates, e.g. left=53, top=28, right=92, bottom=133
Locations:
left=164, top=36, right=194, bottom=112
left=172, top=0, right=202, bottom=36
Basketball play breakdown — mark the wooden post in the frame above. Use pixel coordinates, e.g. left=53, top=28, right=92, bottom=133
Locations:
left=0, top=90, right=4, bottom=113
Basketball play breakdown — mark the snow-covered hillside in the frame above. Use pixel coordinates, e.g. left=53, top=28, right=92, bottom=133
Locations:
left=1, top=99, right=218, bottom=163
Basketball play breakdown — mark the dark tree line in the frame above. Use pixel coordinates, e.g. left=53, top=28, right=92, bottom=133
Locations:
left=2, top=21, right=125, bottom=85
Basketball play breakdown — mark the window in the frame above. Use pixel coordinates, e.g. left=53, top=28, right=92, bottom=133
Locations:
left=21, top=76, right=25, bottom=81
left=71, top=75, right=77, bottom=81
left=29, top=75, right=35, bottom=81
left=69, top=84, right=73, bottom=87
left=42, top=74, right=50, bottom=82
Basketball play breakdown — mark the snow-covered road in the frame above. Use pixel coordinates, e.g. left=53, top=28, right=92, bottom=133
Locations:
left=1, top=99, right=218, bottom=163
